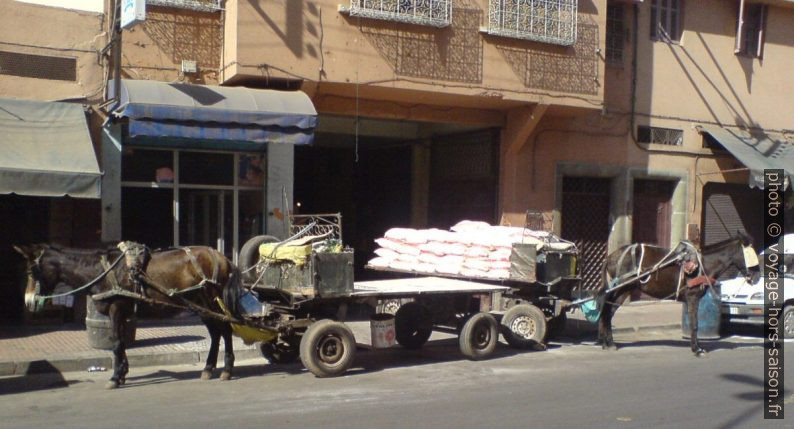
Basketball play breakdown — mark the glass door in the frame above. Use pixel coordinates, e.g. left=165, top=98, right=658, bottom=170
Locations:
left=180, top=189, right=233, bottom=257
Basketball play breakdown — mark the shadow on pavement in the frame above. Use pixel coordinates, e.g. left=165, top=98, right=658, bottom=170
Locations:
left=611, top=338, right=761, bottom=353
left=119, top=337, right=547, bottom=387
left=0, top=361, right=83, bottom=395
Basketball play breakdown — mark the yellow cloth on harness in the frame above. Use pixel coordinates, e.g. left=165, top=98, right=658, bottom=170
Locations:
left=259, top=243, right=312, bottom=266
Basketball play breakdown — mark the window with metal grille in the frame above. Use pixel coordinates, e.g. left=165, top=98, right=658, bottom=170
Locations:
left=485, top=0, right=578, bottom=46
left=736, top=3, right=766, bottom=58
left=606, top=2, right=625, bottom=65
left=344, top=0, right=452, bottom=27
left=637, top=126, right=683, bottom=146
left=0, top=51, right=76, bottom=81
left=702, top=133, right=724, bottom=150
left=650, top=0, right=682, bottom=42
left=146, top=0, right=222, bottom=12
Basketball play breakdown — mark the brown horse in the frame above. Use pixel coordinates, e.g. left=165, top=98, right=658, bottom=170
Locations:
left=14, top=242, right=244, bottom=389
left=596, top=235, right=752, bottom=356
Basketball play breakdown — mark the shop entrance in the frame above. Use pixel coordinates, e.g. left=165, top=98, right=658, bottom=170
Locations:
left=180, top=190, right=232, bottom=255
left=295, top=116, right=495, bottom=280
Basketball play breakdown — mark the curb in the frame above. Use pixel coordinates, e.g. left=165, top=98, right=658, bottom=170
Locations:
left=1, top=323, right=687, bottom=376
left=0, top=348, right=263, bottom=377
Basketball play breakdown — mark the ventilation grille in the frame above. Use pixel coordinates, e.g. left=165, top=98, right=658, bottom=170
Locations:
left=0, top=51, right=76, bottom=81
left=638, top=125, right=683, bottom=146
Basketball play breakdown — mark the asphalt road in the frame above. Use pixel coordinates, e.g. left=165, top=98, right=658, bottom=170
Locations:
left=1, top=331, right=792, bottom=429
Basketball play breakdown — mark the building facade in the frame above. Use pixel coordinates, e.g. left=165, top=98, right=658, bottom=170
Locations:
left=1, top=0, right=792, bottom=323
left=0, top=0, right=107, bottom=322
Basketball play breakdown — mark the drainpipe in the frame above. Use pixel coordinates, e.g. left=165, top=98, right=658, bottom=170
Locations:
left=629, top=2, right=640, bottom=147
left=735, top=0, right=746, bottom=54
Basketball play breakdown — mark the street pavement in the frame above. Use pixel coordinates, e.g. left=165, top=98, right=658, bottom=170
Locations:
left=0, top=325, right=788, bottom=429
left=0, top=300, right=685, bottom=376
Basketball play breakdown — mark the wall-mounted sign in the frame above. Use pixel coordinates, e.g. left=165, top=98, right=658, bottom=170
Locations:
left=120, top=0, right=145, bottom=30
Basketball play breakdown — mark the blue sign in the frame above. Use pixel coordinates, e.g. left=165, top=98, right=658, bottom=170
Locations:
left=120, top=0, right=145, bottom=30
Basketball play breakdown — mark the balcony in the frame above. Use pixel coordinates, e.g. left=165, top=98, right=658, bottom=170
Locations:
left=147, top=0, right=223, bottom=12
left=339, top=0, right=452, bottom=27
left=483, top=0, right=578, bottom=46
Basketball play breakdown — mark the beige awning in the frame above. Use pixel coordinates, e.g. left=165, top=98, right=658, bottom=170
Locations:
left=0, top=98, right=101, bottom=198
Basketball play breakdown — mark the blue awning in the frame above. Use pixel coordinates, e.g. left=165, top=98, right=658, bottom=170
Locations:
left=110, top=80, right=317, bottom=146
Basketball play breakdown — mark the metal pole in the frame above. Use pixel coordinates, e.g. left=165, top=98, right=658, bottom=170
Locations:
left=113, top=0, right=122, bottom=105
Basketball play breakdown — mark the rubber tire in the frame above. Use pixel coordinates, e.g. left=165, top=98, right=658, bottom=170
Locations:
left=459, top=312, right=499, bottom=360
left=394, top=302, right=433, bottom=349
left=784, top=305, right=794, bottom=339
left=501, top=304, right=547, bottom=349
left=239, top=235, right=279, bottom=283
left=260, top=339, right=300, bottom=364
left=299, top=320, right=356, bottom=377
left=546, top=313, right=568, bottom=340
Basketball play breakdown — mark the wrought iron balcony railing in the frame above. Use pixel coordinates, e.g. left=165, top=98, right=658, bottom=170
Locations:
left=146, top=0, right=223, bottom=12
left=341, top=0, right=452, bottom=28
left=484, top=0, right=577, bottom=46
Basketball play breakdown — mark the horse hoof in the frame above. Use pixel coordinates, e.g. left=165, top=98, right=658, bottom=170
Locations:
left=219, top=371, right=232, bottom=381
left=694, top=349, right=707, bottom=357
left=105, top=380, right=119, bottom=390
left=200, top=370, right=213, bottom=380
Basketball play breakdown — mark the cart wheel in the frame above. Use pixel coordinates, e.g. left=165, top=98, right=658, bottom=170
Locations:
left=546, top=313, right=568, bottom=340
left=299, top=320, right=356, bottom=377
left=239, top=235, right=279, bottom=283
left=459, top=312, right=498, bottom=360
left=260, top=340, right=299, bottom=365
left=394, top=302, right=432, bottom=349
left=501, top=304, right=547, bottom=349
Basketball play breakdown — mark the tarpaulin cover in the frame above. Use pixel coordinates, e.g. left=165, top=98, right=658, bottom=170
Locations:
left=111, top=79, right=317, bottom=146
left=697, top=125, right=793, bottom=189
left=0, top=97, right=100, bottom=198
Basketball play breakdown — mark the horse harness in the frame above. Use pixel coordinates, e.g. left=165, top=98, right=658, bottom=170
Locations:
left=88, top=242, right=237, bottom=323
left=605, top=241, right=714, bottom=301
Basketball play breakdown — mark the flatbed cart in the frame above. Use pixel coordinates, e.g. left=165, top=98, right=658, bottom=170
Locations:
left=233, top=218, right=512, bottom=377
left=365, top=241, right=581, bottom=349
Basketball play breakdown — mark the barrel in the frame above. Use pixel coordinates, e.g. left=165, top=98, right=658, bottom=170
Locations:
left=85, top=296, right=137, bottom=350
left=370, top=313, right=396, bottom=349
left=681, top=285, right=721, bottom=340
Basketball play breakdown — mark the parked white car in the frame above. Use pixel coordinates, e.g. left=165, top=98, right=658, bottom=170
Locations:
left=721, top=234, right=793, bottom=333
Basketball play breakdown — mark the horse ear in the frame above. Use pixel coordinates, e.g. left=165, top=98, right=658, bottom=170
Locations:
left=734, top=230, right=751, bottom=246
left=13, top=244, right=45, bottom=261
left=13, top=245, right=34, bottom=260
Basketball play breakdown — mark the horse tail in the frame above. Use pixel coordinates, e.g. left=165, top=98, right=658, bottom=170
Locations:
left=222, top=262, right=244, bottom=319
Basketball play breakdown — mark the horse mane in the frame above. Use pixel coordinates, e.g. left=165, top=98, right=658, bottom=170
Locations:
left=700, top=233, right=751, bottom=256
left=39, top=243, right=119, bottom=257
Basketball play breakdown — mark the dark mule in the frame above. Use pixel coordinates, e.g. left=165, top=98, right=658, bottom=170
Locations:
left=14, top=242, right=244, bottom=389
left=596, top=235, right=753, bottom=356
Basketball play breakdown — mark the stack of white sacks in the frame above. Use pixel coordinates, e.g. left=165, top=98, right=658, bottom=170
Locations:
left=367, top=220, right=569, bottom=280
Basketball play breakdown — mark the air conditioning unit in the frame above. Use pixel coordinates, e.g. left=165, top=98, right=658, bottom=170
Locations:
left=181, top=60, right=198, bottom=74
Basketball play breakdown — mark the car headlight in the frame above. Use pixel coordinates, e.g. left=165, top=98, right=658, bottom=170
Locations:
left=750, top=292, right=763, bottom=300
left=721, top=294, right=729, bottom=301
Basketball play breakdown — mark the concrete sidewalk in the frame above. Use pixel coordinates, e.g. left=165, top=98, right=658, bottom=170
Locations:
left=0, top=301, right=684, bottom=377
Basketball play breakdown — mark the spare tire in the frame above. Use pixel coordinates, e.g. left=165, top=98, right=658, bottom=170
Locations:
left=239, top=235, right=279, bottom=284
